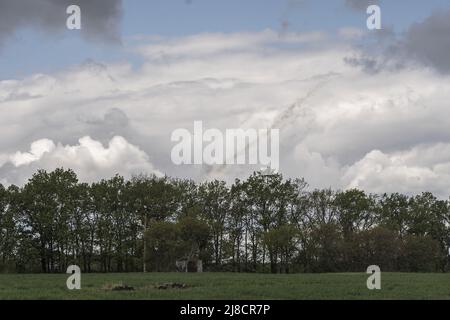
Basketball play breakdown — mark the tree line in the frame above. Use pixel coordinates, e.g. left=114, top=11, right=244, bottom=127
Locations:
left=0, top=168, right=449, bottom=273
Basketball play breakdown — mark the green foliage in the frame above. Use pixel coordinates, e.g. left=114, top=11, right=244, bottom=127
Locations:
left=145, top=221, right=181, bottom=272
left=0, top=168, right=449, bottom=274
left=145, top=216, right=210, bottom=271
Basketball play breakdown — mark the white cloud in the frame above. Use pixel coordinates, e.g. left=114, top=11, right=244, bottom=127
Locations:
left=135, top=29, right=327, bottom=59
left=342, top=144, right=450, bottom=198
left=1, top=29, right=450, bottom=197
left=10, top=139, right=55, bottom=167
left=338, top=27, right=366, bottom=39
left=0, top=136, right=161, bottom=185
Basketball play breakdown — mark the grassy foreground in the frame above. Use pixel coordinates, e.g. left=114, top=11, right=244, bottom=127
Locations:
left=0, top=272, right=449, bottom=300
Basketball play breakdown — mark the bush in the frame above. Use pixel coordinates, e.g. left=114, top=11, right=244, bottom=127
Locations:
left=399, top=235, right=442, bottom=272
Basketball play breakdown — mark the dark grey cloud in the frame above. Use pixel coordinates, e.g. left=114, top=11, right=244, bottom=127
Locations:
left=0, top=0, right=123, bottom=46
left=402, top=10, right=450, bottom=73
left=345, top=9, right=450, bottom=74
left=344, top=0, right=380, bottom=11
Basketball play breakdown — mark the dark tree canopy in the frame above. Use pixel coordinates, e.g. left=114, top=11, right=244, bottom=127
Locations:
left=0, top=169, right=449, bottom=273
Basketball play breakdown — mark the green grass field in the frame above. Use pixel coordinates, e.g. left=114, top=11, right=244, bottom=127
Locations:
left=0, top=273, right=449, bottom=300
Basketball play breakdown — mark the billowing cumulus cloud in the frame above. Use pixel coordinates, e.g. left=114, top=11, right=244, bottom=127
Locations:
left=342, top=144, right=450, bottom=198
left=1, top=28, right=450, bottom=197
left=0, top=136, right=161, bottom=185
left=0, top=0, right=123, bottom=46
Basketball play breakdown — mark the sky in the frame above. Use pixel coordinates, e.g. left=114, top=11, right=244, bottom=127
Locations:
left=2, top=0, right=450, bottom=79
left=1, top=0, right=450, bottom=197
